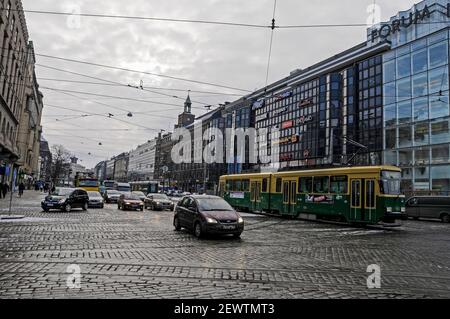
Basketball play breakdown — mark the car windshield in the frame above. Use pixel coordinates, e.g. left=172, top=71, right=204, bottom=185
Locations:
left=88, top=192, right=101, bottom=197
left=380, top=171, right=401, bottom=195
left=124, top=194, right=141, bottom=200
left=152, top=194, right=169, bottom=200
left=197, top=198, right=234, bottom=211
left=133, top=192, right=145, bottom=196
left=52, top=188, right=73, bottom=197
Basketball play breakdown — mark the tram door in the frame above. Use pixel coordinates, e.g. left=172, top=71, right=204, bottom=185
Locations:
left=250, top=180, right=262, bottom=212
left=350, top=178, right=376, bottom=223
left=282, top=179, right=297, bottom=216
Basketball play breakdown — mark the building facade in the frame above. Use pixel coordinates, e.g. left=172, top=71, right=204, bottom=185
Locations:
left=113, top=152, right=129, bottom=182
left=128, top=139, right=156, bottom=181
left=0, top=0, right=43, bottom=185
left=39, top=136, right=52, bottom=183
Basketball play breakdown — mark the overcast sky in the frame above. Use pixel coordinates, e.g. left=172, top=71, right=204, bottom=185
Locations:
left=22, top=0, right=419, bottom=169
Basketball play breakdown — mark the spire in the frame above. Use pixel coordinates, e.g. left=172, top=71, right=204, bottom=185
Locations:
left=184, top=92, right=192, bottom=113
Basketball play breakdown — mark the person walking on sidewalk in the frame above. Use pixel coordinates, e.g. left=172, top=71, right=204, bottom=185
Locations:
left=2, top=182, right=9, bottom=199
left=18, top=182, right=25, bottom=198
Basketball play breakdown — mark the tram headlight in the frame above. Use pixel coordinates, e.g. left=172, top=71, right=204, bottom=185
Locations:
left=401, top=207, right=406, bottom=213
left=386, top=207, right=393, bottom=213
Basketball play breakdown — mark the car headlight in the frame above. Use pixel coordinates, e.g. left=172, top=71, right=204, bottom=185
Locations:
left=386, top=207, right=393, bottom=213
left=238, top=217, right=244, bottom=224
left=155, top=202, right=161, bottom=205
left=125, top=202, right=131, bottom=205
left=206, top=217, right=218, bottom=224
left=59, top=199, right=66, bottom=204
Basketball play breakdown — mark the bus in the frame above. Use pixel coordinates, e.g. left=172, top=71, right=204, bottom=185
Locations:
left=75, top=177, right=100, bottom=192
left=130, top=181, right=159, bottom=195
left=219, top=166, right=406, bottom=226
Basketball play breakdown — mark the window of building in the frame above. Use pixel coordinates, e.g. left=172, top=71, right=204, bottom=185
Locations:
left=399, top=149, right=413, bottom=166
left=431, top=119, right=450, bottom=144
left=429, top=66, right=448, bottom=94
left=397, top=78, right=411, bottom=102
left=384, top=150, right=397, bottom=165
left=397, top=100, right=412, bottom=124
left=383, top=82, right=396, bottom=105
left=383, top=60, right=396, bottom=83
left=428, top=41, right=448, bottom=69
left=398, top=126, right=412, bottom=148
left=413, top=97, right=429, bottom=122
left=397, top=54, right=411, bottom=78
left=414, top=122, right=430, bottom=146
left=430, top=95, right=449, bottom=119
left=385, top=128, right=397, bottom=149
left=412, top=48, right=428, bottom=74
left=412, top=72, right=428, bottom=97
left=432, top=144, right=450, bottom=164
left=431, top=165, right=450, bottom=193
left=384, top=104, right=396, bottom=127
left=415, top=147, right=430, bottom=165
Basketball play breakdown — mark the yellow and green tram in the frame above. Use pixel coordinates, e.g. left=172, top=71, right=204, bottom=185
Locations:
left=219, top=166, right=407, bottom=225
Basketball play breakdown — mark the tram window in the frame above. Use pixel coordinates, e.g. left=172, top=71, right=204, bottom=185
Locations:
left=276, top=178, right=282, bottom=193
left=283, top=182, right=289, bottom=203
left=235, top=180, right=242, bottom=191
left=262, top=178, right=268, bottom=193
left=366, top=180, right=375, bottom=208
left=242, top=180, right=250, bottom=192
left=300, top=177, right=313, bottom=193
left=330, top=176, right=348, bottom=194
left=313, top=176, right=330, bottom=193
left=351, top=180, right=361, bottom=207
left=226, top=181, right=232, bottom=191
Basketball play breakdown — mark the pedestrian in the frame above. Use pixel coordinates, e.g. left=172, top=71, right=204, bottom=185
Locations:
left=0, top=182, right=3, bottom=199
left=18, top=182, right=25, bottom=198
left=2, top=182, right=9, bottom=199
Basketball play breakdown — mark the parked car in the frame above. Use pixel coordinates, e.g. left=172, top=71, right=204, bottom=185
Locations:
left=87, top=191, right=105, bottom=209
left=118, top=193, right=144, bottom=211
left=104, top=190, right=122, bottom=203
left=41, top=188, right=89, bottom=213
left=173, top=195, right=244, bottom=238
left=131, top=191, right=146, bottom=201
left=144, top=193, right=174, bottom=211
left=405, top=196, right=450, bottom=223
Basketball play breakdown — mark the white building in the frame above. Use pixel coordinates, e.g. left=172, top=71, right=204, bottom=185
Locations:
left=128, top=139, right=157, bottom=181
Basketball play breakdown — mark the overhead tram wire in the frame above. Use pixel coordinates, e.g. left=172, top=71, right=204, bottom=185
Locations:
left=35, top=63, right=216, bottom=108
left=265, top=0, right=277, bottom=89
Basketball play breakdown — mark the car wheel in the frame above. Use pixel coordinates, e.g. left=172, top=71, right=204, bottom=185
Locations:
left=151, top=204, right=155, bottom=211
left=64, top=204, right=71, bottom=213
left=441, top=214, right=450, bottom=223
left=101, top=204, right=104, bottom=209
left=194, top=222, right=203, bottom=238
left=174, top=217, right=181, bottom=231
left=43, top=208, right=49, bottom=213
left=140, top=207, right=144, bottom=212
left=82, top=202, right=88, bottom=211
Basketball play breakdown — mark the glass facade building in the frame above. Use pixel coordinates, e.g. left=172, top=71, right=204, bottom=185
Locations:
left=237, top=0, right=450, bottom=195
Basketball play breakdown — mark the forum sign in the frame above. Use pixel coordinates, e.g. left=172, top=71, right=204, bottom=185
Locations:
left=368, top=1, right=450, bottom=45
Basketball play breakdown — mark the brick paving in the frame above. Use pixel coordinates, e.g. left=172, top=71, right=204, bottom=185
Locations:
left=0, top=191, right=449, bottom=299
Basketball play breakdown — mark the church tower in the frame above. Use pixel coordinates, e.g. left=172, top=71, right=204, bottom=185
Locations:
left=175, top=93, right=195, bottom=129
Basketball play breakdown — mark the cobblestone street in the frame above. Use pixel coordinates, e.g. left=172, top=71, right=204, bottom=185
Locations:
left=0, top=191, right=449, bottom=299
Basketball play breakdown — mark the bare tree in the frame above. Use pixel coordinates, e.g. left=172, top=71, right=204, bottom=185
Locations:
left=50, top=145, right=71, bottom=186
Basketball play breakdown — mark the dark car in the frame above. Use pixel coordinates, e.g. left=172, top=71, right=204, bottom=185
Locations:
left=118, top=193, right=144, bottom=211
left=132, top=191, right=146, bottom=202
left=41, top=188, right=89, bottom=212
left=104, top=190, right=121, bottom=203
left=406, top=196, right=450, bottom=223
left=145, top=193, right=174, bottom=211
left=173, top=195, right=244, bottom=238
left=87, top=191, right=105, bottom=209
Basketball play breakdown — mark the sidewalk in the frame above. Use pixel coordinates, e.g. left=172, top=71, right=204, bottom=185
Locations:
left=0, top=190, right=47, bottom=212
